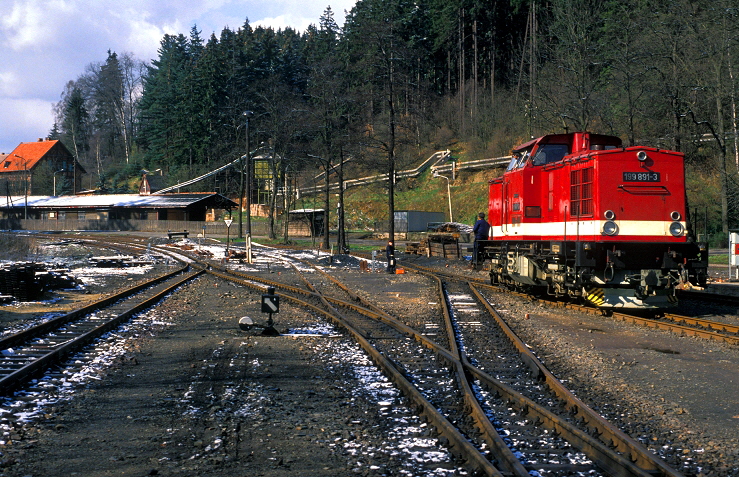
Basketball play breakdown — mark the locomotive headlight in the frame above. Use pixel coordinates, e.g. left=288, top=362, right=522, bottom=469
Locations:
left=602, top=220, right=619, bottom=236
left=669, top=221, right=685, bottom=237
left=670, top=211, right=681, bottom=221
left=604, top=210, right=615, bottom=220
left=637, top=151, right=648, bottom=162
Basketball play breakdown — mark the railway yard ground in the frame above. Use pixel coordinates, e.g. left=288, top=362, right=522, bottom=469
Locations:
left=0, top=235, right=738, bottom=476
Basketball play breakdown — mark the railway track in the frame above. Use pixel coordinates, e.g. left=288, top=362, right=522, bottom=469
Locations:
left=3, top=235, right=728, bottom=474
left=0, top=264, right=203, bottom=395
left=609, top=311, right=739, bottom=345
left=397, top=255, right=739, bottom=347
left=190, top=247, right=685, bottom=477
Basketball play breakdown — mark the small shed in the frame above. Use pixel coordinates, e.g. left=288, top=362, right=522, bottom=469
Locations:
left=139, top=171, right=167, bottom=194
left=288, top=209, right=325, bottom=237
left=394, top=210, right=446, bottom=233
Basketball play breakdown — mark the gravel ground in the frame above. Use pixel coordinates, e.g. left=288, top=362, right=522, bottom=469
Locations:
left=0, top=239, right=737, bottom=476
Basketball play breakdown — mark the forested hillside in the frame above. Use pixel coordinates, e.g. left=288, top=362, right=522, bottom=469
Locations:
left=48, top=0, right=739, bottom=244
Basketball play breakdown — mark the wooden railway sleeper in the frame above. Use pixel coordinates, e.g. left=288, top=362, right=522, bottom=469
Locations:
left=465, top=284, right=683, bottom=477
left=207, top=253, right=666, bottom=477
left=211, top=262, right=504, bottom=477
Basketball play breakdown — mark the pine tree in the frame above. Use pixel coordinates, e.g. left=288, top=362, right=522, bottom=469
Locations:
left=60, top=86, right=90, bottom=166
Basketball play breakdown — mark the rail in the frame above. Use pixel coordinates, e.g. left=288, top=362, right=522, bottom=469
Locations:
left=217, top=248, right=681, bottom=476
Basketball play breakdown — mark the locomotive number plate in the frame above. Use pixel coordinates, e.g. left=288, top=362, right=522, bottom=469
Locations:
left=623, top=171, right=660, bottom=182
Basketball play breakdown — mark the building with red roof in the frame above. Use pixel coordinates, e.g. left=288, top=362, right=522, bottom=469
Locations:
left=0, top=139, right=85, bottom=196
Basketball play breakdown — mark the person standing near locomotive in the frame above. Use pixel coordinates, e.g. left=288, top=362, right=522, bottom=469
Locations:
left=386, top=240, right=396, bottom=274
left=472, top=212, right=490, bottom=269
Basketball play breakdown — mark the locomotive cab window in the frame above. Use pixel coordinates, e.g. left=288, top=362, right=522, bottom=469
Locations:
left=507, top=151, right=530, bottom=171
left=532, top=144, right=569, bottom=166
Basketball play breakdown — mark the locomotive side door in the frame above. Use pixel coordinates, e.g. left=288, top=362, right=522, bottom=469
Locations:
left=488, top=179, right=503, bottom=237
left=502, top=151, right=529, bottom=236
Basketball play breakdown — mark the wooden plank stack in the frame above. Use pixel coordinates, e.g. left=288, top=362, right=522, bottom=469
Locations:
left=426, top=234, right=460, bottom=259
left=404, top=242, right=422, bottom=255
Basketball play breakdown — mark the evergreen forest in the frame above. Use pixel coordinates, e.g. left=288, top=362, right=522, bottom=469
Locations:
left=47, top=0, right=739, bottom=246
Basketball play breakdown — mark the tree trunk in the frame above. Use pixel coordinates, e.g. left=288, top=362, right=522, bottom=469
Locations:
left=323, top=161, right=331, bottom=250
left=337, top=148, right=346, bottom=252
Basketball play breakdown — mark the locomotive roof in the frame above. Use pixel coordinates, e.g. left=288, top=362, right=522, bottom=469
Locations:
left=513, top=132, right=622, bottom=153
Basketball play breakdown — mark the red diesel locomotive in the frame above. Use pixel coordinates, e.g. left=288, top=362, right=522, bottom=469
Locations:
left=478, top=131, right=708, bottom=308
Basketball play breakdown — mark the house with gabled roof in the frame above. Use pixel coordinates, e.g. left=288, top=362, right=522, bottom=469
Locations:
left=139, top=170, right=167, bottom=195
left=0, top=139, right=85, bottom=196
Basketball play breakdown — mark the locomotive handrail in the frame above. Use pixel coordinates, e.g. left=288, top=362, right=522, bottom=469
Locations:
left=618, top=185, right=670, bottom=195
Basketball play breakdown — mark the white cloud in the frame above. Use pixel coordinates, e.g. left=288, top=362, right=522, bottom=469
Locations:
left=253, top=14, right=310, bottom=32
left=0, top=98, right=53, bottom=153
left=0, top=0, right=357, bottom=154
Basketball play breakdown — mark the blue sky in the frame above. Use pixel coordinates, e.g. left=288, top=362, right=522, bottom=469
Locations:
left=0, top=0, right=356, bottom=155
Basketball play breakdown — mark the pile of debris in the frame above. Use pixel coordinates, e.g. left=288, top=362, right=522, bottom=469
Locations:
left=427, top=222, right=473, bottom=234
left=405, top=234, right=463, bottom=259
left=89, top=256, right=155, bottom=268
left=402, top=222, right=472, bottom=257
left=227, top=249, right=247, bottom=260
left=425, top=234, right=462, bottom=259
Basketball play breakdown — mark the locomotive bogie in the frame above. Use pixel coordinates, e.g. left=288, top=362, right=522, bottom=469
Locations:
left=480, top=239, right=705, bottom=308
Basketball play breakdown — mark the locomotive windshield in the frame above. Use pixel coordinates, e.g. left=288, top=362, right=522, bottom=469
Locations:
left=532, top=144, right=570, bottom=165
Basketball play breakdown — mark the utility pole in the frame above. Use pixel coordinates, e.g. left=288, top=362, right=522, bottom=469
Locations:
left=239, top=111, right=254, bottom=238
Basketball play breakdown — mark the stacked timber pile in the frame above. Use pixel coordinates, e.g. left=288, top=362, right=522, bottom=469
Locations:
left=425, top=234, right=461, bottom=259
left=405, top=242, right=422, bottom=254
left=0, top=264, right=38, bottom=302
left=0, top=263, right=78, bottom=301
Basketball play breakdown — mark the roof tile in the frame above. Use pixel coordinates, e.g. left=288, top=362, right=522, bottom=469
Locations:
left=4, top=140, right=59, bottom=172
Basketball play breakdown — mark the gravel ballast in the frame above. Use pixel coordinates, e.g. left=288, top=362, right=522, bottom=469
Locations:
left=0, top=242, right=737, bottom=476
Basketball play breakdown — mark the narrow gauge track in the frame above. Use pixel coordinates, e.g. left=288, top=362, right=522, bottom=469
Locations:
left=182, top=247, right=682, bottom=477
left=0, top=263, right=203, bottom=395
left=446, top=281, right=682, bottom=477
left=678, top=287, right=739, bottom=306
left=261, top=249, right=454, bottom=350
left=608, top=311, right=739, bottom=346
left=202, top=260, right=499, bottom=475
left=349, top=254, right=684, bottom=476
left=397, top=258, right=739, bottom=347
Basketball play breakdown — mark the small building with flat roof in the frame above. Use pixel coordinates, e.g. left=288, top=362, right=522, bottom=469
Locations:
left=0, top=193, right=238, bottom=233
left=0, top=193, right=237, bottom=221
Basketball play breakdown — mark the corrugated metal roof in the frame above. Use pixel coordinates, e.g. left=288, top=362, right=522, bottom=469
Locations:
left=0, top=193, right=237, bottom=209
